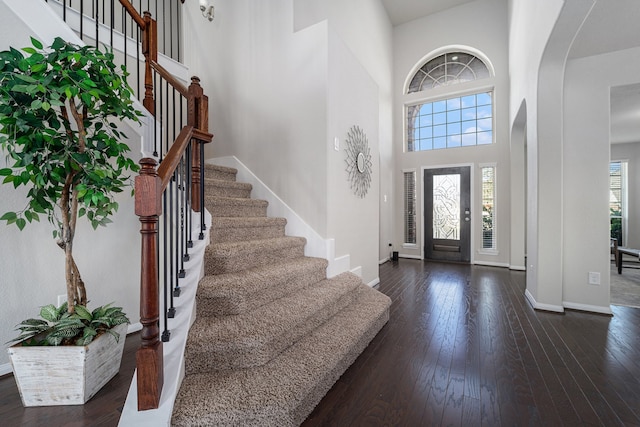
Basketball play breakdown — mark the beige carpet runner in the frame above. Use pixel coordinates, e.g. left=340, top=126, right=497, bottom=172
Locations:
left=171, top=164, right=391, bottom=426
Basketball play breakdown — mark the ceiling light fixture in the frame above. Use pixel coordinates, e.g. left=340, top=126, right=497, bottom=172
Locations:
left=199, top=0, right=214, bottom=21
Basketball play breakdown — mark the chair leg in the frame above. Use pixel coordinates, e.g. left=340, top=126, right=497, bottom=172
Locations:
left=617, top=251, right=623, bottom=274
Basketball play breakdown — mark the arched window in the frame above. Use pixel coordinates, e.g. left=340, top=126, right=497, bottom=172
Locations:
left=408, top=52, right=490, bottom=93
left=406, top=50, right=493, bottom=152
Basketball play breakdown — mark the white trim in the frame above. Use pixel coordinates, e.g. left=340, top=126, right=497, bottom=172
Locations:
left=474, top=260, right=509, bottom=268
left=209, top=156, right=351, bottom=279
left=379, top=257, right=390, bottom=264
left=400, top=254, right=423, bottom=260
left=367, top=277, right=381, bottom=288
left=563, top=302, right=613, bottom=316
left=525, top=289, right=565, bottom=313
left=127, top=323, right=143, bottom=334
left=0, top=363, right=11, bottom=377
left=350, top=266, right=362, bottom=278
left=509, top=265, right=527, bottom=271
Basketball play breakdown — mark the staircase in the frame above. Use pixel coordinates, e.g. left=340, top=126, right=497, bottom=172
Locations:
left=171, top=164, right=391, bottom=426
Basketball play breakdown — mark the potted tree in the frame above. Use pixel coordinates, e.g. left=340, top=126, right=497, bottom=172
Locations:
left=0, top=36, right=141, bottom=406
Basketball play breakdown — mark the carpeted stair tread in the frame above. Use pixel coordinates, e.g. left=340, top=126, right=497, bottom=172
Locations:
left=211, top=217, right=287, bottom=243
left=205, top=163, right=238, bottom=181
left=185, top=272, right=364, bottom=372
left=206, top=195, right=268, bottom=218
left=205, top=178, right=253, bottom=199
left=197, top=256, right=328, bottom=316
left=204, top=236, right=306, bottom=274
left=172, top=286, right=391, bottom=427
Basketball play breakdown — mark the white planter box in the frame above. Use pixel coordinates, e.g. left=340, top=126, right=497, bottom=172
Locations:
left=7, top=323, right=128, bottom=407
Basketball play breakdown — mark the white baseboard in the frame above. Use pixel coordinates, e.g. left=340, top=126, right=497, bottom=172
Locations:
left=0, top=362, right=11, bottom=377
left=474, top=260, right=510, bottom=268
left=367, top=277, right=380, bottom=288
left=399, top=254, right=423, bottom=260
left=210, top=156, right=351, bottom=278
left=509, top=265, right=527, bottom=271
left=563, top=302, right=612, bottom=315
left=525, top=289, right=564, bottom=313
left=379, top=257, right=390, bottom=265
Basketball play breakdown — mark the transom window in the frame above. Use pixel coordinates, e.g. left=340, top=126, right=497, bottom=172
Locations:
left=406, top=51, right=493, bottom=152
left=408, top=52, right=490, bottom=93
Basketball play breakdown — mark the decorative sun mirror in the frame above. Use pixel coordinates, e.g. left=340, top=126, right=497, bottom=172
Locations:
left=345, top=125, right=372, bottom=198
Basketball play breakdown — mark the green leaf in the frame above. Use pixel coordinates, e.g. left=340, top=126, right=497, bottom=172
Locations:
left=0, top=211, right=17, bottom=221
left=30, top=37, right=43, bottom=50
left=16, top=218, right=26, bottom=230
left=74, top=305, right=92, bottom=321
left=0, top=168, right=11, bottom=176
left=40, top=304, right=59, bottom=322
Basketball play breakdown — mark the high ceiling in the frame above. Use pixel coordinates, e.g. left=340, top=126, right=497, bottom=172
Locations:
left=381, top=0, right=640, bottom=145
left=380, top=0, right=476, bottom=26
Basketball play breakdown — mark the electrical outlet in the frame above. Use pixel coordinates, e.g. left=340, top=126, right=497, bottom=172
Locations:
left=588, top=272, right=600, bottom=285
left=57, top=294, right=66, bottom=306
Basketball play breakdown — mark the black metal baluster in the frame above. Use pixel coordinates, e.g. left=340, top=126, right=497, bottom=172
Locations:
left=161, top=189, right=170, bottom=341
left=122, top=5, right=127, bottom=75
left=153, top=71, right=159, bottom=157
left=79, top=0, right=83, bottom=40
left=136, top=25, right=140, bottom=101
left=94, top=0, right=99, bottom=47
left=185, top=142, right=193, bottom=255
left=200, top=141, right=206, bottom=240
left=159, top=74, right=163, bottom=159
left=110, top=0, right=114, bottom=50
left=167, top=172, right=176, bottom=317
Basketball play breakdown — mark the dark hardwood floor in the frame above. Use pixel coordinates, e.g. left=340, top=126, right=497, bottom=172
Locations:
left=303, top=260, right=640, bottom=427
left=2, top=260, right=640, bottom=426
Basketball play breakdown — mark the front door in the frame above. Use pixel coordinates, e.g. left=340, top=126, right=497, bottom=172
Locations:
left=424, top=167, right=471, bottom=262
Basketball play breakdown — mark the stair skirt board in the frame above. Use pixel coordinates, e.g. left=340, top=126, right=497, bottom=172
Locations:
left=171, top=164, right=391, bottom=425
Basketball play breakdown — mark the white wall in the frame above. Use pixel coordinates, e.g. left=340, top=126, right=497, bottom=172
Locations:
left=508, top=0, right=565, bottom=310
left=182, top=0, right=392, bottom=283
left=183, top=0, right=329, bottom=236
left=562, top=47, right=640, bottom=311
left=327, top=30, right=380, bottom=285
left=393, top=0, right=511, bottom=266
left=611, top=141, right=640, bottom=249
left=0, top=1, right=142, bottom=366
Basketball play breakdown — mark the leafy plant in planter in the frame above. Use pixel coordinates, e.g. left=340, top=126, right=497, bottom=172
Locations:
left=9, top=302, right=129, bottom=347
left=0, top=37, right=141, bottom=321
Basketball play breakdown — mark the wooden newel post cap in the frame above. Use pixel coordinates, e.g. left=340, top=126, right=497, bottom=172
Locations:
left=191, top=76, right=201, bottom=86
left=143, top=11, right=152, bottom=19
left=139, top=157, right=158, bottom=175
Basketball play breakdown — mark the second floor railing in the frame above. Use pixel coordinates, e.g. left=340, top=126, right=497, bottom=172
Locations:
left=44, top=0, right=213, bottom=411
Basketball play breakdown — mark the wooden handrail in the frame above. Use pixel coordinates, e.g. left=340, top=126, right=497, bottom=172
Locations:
left=157, top=125, right=194, bottom=188
left=118, top=0, right=145, bottom=28
left=149, top=60, right=189, bottom=97
left=114, top=0, right=214, bottom=411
